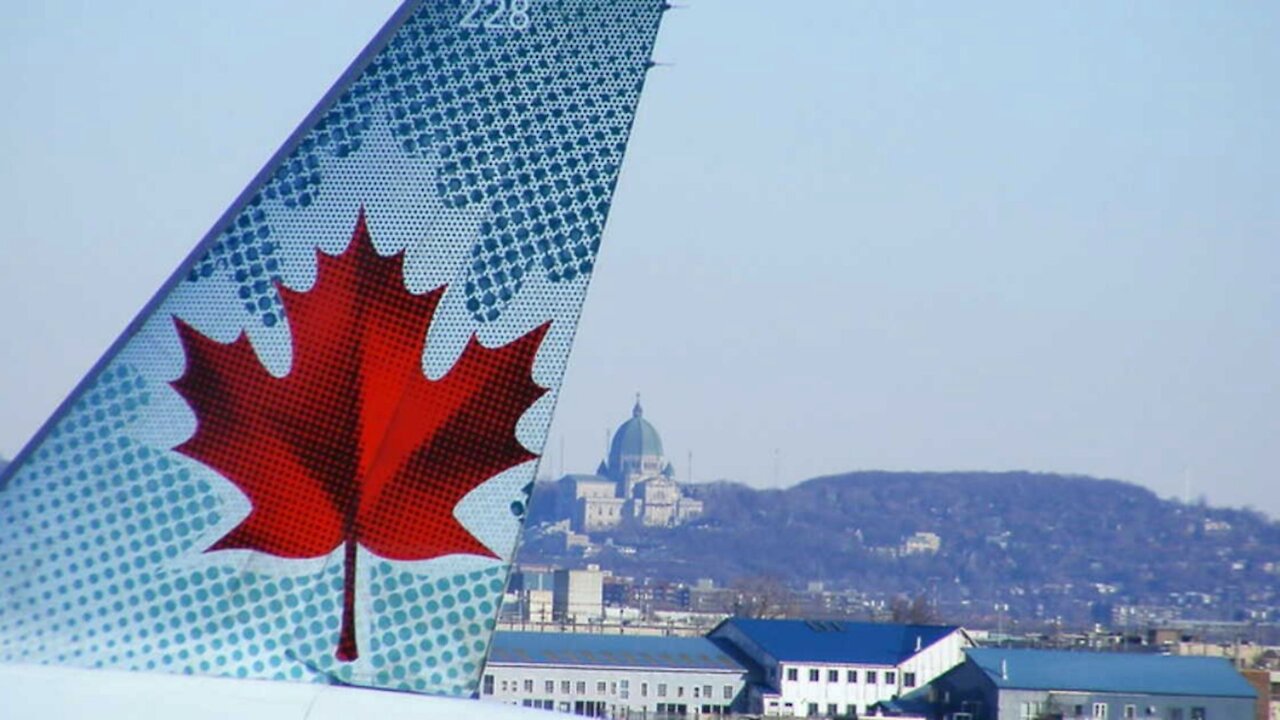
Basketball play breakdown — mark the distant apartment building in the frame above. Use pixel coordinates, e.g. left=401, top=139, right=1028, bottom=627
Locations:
left=605, top=576, right=693, bottom=613
left=554, top=567, right=605, bottom=624
left=709, top=618, right=972, bottom=718
left=482, top=631, right=749, bottom=718
left=506, top=566, right=605, bottom=625
left=902, top=532, right=942, bottom=556
left=1241, top=670, right=1280, bottom=720
left=908, top=648, right=1258, bottom=720
left=555, top=398, right=702, bottom=532
left=1272, top=672, right=1279, bottom=720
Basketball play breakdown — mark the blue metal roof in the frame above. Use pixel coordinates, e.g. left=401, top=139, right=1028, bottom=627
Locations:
left=967, top=648, right=1257, bottom=698
left=489, top=632, right=746, bottom=672
left=719, top=618, right=960, bottom=666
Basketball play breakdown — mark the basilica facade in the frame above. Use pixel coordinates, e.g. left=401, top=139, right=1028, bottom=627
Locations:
left=554, top=398, right=703, bottom=532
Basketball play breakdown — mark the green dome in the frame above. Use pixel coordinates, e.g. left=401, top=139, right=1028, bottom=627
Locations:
left=607, top=398, right=664, bottom=472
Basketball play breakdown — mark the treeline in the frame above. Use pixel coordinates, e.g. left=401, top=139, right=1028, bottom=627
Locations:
left=523, top=471, right=1280, bottom=604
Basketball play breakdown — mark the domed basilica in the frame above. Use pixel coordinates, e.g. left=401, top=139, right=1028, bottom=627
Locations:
left=554, top=397, right=703, bottom=532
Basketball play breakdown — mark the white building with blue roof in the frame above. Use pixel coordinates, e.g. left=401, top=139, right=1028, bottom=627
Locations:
left=709, top=618, right=973, bottom=718
left=911, top=648, right=1258, bottom=720
left=483, top=631, right=749, bottom=718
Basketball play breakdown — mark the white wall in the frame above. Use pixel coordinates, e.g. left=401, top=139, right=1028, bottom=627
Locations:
left=483, top=662, right=745, bottom=718
left=760, top=629, right=971, bottom=718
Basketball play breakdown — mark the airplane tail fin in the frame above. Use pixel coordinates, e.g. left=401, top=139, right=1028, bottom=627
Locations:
left=0, top=0, right=666, bottom=697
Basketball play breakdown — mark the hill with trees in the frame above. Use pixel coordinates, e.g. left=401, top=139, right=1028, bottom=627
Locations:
left=521, top=471, right=1280, bottom=626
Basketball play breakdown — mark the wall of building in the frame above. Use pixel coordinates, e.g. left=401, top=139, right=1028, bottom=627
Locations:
left=929, top=659, right=1000, bottom=720
left=1004, top=690, right=1256, bottom=720
left=898, top=632, right=972, bottom=697
left=1243, top=670, right=1271, bottom=720
left=482, top=663, right=746, bottom=719
left=770, top=662, right=911, bottom=718
left=553, top=568, right=604, bottom=623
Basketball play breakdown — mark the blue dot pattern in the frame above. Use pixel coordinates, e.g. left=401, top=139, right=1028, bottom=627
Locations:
left=0, top=0, right=665, bottom=698
left=187, top=0, right=663, bottom=325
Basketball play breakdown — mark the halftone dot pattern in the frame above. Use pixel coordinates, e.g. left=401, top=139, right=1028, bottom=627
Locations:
left=361, top=565, right=505, bottom=694
left=0, top=0, right=664, bottom=698
left=186, top=0, right=663, bottom=325
left=0, top=364, right=523, bottom=691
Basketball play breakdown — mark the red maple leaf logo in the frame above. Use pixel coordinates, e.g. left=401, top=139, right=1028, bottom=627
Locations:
left=171, top=208, right=548, bottom=661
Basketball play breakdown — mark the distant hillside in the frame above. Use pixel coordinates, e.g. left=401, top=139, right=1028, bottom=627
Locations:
left=521, top=471, right=1280, bottom=621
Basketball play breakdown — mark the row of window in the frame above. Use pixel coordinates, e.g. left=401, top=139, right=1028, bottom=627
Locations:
left=784, top=667, right=917, bottom=689
left=1063, top=703, right=1208, bottom=720
left=513, top=699, right=733, bottom=717
left=769, top=700, right=875, bottom=717
left=483, top=675, right=735, bottom=701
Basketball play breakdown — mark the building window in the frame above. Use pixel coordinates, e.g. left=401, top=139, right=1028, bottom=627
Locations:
left=641, top=683, right=648, bottom=697
left=703, top=685, right=713, bottom=699
left=903, top=672, right=916, bottom=688
left=723, top=685, right=733, bottom=700
left=787, top=668, right=799, bottom=682
left=847, top=670, right=858, bottom=683
left=1093, top=703, right=1109, bottom=719
left=678, top=686, right=685, bottom=698
left=561, top=681, right=571, bottom=694
left=1074, top=706, right=1085, bottom=717
left=545, top=680, right=554, bottom=694
left=658, top=683, right=668, bottom=698
left=524, top=679, right=534, bottom=693
left=886, top=671, right=896, bottom=685
left=829, top=670, right=840, bottom=683
left=1190, top=709, right=1206, bottom=720
left=808, top=703, right=820, bottom=717
left=576, top=681, right=586, bottom=695
left=828, top=704, right=840, bottom=717
left=597, top=682, right=606, bottom=694
left=809, top=669, right=820, bottom=682
left=483, top=675, right=494, bottom=695
left=866, top=671, right=878, bottom=684
left=1124, top=706, right=1136, bottom=720
left=847, top=705, right=858, bottom=717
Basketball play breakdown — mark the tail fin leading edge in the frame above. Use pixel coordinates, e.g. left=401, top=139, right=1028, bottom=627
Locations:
left=0, top=0, right=665, bottom=697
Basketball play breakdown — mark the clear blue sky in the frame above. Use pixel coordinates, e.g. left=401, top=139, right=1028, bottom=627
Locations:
left=2, top=2, right=1278, bottom=516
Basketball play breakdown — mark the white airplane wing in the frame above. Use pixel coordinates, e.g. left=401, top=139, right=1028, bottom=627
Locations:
left=1, top=663, right=559, bottom=720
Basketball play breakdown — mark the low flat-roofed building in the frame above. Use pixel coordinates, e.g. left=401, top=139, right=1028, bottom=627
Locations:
left=916, top=648, right=1257, bottom=720
left=710, top=618, right=972, bottom=718
left=482, top=631, right=749, bottom=718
